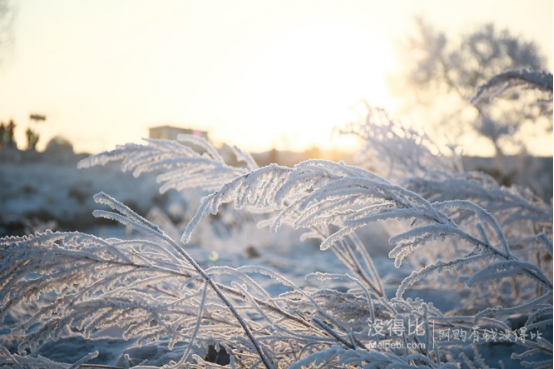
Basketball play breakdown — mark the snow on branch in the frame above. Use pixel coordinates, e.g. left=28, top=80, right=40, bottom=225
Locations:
left=1, top=193, right=404, bottom=367
left=77, top=135, right=256, bottom=193
left=472, top=68, right=553, bottom=105
left=337, top=102, right=463, bottom=181
left=180, top=159, right=552, bottom=298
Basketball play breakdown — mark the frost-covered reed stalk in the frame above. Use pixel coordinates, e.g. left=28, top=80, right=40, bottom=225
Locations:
left=0, top=69, right=552, bottom=368
left=341, top=97, right=552, bottom=305
left=0, top=192, right=279, bottom=368
left=471, top=68, right=553, bottom=106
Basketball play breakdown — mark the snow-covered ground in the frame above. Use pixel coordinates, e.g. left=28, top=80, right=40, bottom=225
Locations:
left=0, top=155, right=178, bottom=233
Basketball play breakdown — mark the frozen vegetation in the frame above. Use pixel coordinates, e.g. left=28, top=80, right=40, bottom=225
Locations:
left=0, top=69, right=552, bottom=368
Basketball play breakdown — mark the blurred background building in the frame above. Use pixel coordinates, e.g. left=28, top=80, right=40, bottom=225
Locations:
left=149, top=125, right=208, bottom=141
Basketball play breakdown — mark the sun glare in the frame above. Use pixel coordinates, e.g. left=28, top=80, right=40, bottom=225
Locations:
left=200, top=21, right=395, bottom=153
left=179, top=18, right=393, bottom=151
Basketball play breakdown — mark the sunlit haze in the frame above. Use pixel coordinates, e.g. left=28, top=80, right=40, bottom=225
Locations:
left=0, top=0, right=552, bottom=155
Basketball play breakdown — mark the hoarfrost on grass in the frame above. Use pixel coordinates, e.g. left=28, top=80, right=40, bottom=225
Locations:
left=0, top=69, right=552, bottom=368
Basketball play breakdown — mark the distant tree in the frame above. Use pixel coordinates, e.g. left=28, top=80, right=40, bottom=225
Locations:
left=389, top=17, right=551, bottom=159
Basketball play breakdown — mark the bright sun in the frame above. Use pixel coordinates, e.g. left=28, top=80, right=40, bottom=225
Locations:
left=203, top=21, right=396, bottom=153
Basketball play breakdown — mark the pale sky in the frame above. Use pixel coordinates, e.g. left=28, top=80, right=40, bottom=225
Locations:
left=0, top=0, right=552, bottom=155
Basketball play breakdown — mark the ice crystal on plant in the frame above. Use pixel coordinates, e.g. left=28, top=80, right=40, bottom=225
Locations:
left=0, top=70, right=552, bottom=368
